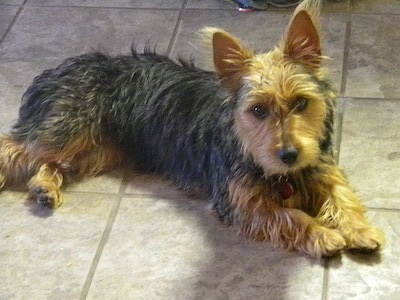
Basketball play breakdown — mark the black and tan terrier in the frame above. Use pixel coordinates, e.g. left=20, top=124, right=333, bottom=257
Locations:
left=0, top=0, right=383, bottom=258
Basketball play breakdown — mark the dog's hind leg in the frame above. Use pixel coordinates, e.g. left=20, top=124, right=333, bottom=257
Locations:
left=0, top=135, right=64, bottom=208
left=24, top=133, right=123, bottom=208
left=0, top=134, right=34, bottom=189
left=28, top=164, right=63, bottom=208
left=1, top=128, right=122, bottom=208
left=24, top=142, right=122, bottom=208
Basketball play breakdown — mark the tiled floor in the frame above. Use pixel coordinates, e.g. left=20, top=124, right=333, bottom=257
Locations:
left=1, top=0, right=399, bottom=299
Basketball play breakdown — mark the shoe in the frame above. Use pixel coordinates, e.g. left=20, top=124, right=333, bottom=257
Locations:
left=232, top=0, right=302, bottom=10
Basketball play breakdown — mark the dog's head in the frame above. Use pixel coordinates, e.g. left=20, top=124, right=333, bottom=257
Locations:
left=205, top=0, right=335, bottom=176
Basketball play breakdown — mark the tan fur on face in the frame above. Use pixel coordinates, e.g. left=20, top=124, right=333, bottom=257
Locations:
left=234, top=52, right=328, bottom=175
left=205, top=0, right=332, bottom=176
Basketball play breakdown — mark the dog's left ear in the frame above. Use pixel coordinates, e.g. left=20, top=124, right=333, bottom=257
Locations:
left=284, top=10, right=321, bottom=69
left=212, top=31, right=253, bottom=92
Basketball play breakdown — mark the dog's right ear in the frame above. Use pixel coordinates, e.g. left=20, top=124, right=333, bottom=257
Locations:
left=211, top=30, right=253, bottom=92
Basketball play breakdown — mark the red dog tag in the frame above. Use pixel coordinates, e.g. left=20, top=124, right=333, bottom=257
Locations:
left=274, top=181, right=294, bottom=200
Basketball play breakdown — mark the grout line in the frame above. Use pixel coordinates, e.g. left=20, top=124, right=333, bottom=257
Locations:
left=334, top=8, right=352, bottom=164
left=345, top=97, right=400, bottom=102
left=165, top=0, right=188, bottom=57
left=339, top=11, right=352, bottom=97
left=79, top=195, right=123, bottom=299
left=350, top=11, right=400, bottom=17
left=347, top=0, right=352, bottom=12
left=321, top=258, right=330, bottom=300
left=368, top=207, right=400, bottom=213
left=333, top=97, right=346, bottom=164
left=117, top=169, right=132, bottom=196
left=17, top=4, right=183, bottom=11
left=0, top=0, right=28, bottom=46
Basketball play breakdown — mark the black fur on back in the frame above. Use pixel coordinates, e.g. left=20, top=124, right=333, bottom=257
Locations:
left=12, top=49, right=263, bottom=221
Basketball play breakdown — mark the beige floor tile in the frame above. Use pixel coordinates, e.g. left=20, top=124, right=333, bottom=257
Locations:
left=0, top=6, right=18, bottom=38
left=322, top=0, right=350, bottom=12
left=124, top=173, right=189, bottom=199
left=344, top=14, right=400, bottom=98
left=0, top=83, right=25, bottom=133
left=27, top=0, right=185, bottom=8
left=0, top=191, right=116, bottom=299
left=327, top=210, right=400, bottom=299
left=66, top=171, right=123, bottom=194
left=0, top=0, right=24, bottom=5
left=187, top=0, right=235, bottom=9
left=352, top=0, right=400, bottom=14
left=0, top=7, right=179, bottom=84
left=339, top=99, right=400, bottom=209
left=87, top=195, right=326, bottom=299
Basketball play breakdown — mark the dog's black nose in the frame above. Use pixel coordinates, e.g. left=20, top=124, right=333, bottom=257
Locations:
left=278, top=148, right=299, bottom=166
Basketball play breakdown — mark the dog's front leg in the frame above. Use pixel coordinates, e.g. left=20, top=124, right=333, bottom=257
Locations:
left=316, top=164, right=384, bottom=252
left=228, top=177, right=346, bottom=258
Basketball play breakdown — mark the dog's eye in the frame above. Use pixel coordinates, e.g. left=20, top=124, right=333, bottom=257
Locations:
left=294, top=98, right=308, bottom=112
left=252, top=105, right=269, bottom=119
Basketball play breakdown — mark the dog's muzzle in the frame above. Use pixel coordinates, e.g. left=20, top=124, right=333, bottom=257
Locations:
left=278, top=147, right=299, bottom=166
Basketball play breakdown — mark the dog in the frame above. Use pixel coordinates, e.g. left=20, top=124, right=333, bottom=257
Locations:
left=0, top=0, right=383, bottom=258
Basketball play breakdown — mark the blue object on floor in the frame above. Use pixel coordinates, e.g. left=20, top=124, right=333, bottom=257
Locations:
left=232, top=0, right=302, bottom=10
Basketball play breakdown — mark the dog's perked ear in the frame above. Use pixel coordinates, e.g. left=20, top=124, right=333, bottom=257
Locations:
left=284, top=8, right=322, bottom=69
left=212, top=30, right=254, bottom=92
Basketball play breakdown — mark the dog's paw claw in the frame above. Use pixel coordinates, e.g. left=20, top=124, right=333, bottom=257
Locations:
left=37, top=194, right=54, bottom=207
left=33, top=187, right=48, bottom=195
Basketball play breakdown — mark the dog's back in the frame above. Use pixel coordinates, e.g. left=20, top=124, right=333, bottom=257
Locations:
left=7, top=49, right=248, bottom=208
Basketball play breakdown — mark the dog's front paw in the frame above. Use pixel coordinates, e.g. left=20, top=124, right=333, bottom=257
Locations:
left=345, top=226, right=384, bottom=253
left=30, top=186, right=63, bottom=208
left=304, top=226, right=346, bottom=258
